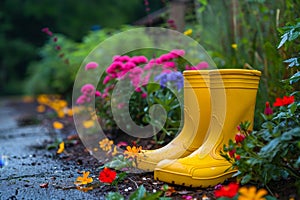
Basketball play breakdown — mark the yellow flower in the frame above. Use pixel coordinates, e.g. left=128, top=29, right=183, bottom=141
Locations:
left=124, top=146, right=142, bottom=159
left=238, top=186, right=268, bottom=200
left=76, top=186, right=93, bottom=192
left=57, top=142, right=65, bottom=154
left=83, top=120, right=94, bottom=128
left=53, top=121, right=64, bottom=129
left=36, top=105, right=46, bottom=113
left=112, top=146, right=119, bottom=156
left=184, top=29, right=193, bottom=36
left=56, top=110, right=65, bottom=118
left=99, top=138, right=113, bottom=151
left=74, top=171, right=93, bottom=185
left=37, top=94, right=50, bottom=105
left=66, top=108, right=73, bottom=117
left=231, top=43, right=238, bottom=49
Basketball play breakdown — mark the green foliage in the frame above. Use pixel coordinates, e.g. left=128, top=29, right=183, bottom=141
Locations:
left=25, top=27, right=131, bottom=96
left=221, top=105, right=300, bottom=193
left=278, top=19, right=300, bottom=85
left=105, top=185, right=169, bottom=200
left=189, top=0, right=300, bottom=128
left=1, top=0, right=160, bottom=95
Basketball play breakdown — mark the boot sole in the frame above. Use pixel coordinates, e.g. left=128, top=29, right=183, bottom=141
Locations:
left=154, top=168, right=237, bottom=188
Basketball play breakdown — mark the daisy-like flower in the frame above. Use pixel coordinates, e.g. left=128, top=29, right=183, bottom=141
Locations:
left=238, top=186, right=268, bottom=200
left=57, top=142, right=65, bottom=154
left=74, top=171, right=93, bottom=185
left=99, top=138, right=113, bottom=151
left=123, top=146, right=142, bottom=159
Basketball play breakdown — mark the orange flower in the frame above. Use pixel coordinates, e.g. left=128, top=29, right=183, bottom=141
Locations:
left=53, top=121, right=64, bottom=129
left=238, top=186, right=267, bottom=200
left=66, top=108, right=73, bottom=117
left=57, top=141, right=65, bottom=154
left=124, top=146, right=142, bottom=159
left=74, top=171, right=93, bottom=185
left=36, top=105, right=46, bottom=113
left=76, top=186, right=93, bottom=192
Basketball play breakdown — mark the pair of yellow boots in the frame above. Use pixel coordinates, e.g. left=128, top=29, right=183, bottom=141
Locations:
left=137, top=69, right=261, bottom=188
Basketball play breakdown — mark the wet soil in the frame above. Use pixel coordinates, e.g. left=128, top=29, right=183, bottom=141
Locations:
left=1, top=98, right=299, bottom=199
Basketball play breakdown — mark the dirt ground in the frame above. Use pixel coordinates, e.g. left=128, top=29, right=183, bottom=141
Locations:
left=4, top=99, right=299, bottom=200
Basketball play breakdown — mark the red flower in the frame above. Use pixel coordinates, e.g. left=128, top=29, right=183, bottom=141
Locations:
left=98, top=167, right=116, bottom=184
left=214, top=182, right=239, bottom=198
left=235, top=155, right=241, bottom=160
left=229, top=149, right=236, bottom=158
left=235, top=133, right=246, bottom=143
left=264, top=101, right=273, bottom=115
left=273, top=96, right=295, bottom=107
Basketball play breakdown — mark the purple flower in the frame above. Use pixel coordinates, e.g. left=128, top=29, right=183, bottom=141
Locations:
left=155, top=73, right=168, bottom=88
left=155, top=71, right=183, bottom=91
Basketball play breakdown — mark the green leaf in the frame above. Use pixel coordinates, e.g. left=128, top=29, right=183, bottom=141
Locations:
left=260, top=138, right=280, bottom=159
left=105, top=192, right=125, bottom=200
left=284, top=57, right=299, bottom=67
left=289, top=71, right=300, bottom=84
left=159, top=198, right=172, bottom=200
left=241, top=174, right=252, bottom=184
left=294, top=156, right=300, bottom=168
left=265, top=195, right=278, bottom=200
left=147, top=83, right=160, bottom=94
left=144, top=191, right=164, bottom=200
left=129, top=185, right=147, bottom=200
left=277, top=33, right=288, bottom=48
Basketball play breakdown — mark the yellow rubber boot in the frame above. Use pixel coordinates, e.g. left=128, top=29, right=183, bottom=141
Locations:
left=136, top=70, right=211, bottom=171
left=154, top=69, right=261, bottom=187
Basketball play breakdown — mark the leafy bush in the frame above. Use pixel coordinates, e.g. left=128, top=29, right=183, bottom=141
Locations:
left=221, top=19, right=300, bottom=194
left=25, top=27, right=131, bottom=97
left=77, top=49, right=209, bottom=143
left=189, top=0, right=300, bottom=128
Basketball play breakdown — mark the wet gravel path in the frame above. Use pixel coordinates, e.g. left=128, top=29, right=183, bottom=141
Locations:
left=0, top=98, right=102, bottom=200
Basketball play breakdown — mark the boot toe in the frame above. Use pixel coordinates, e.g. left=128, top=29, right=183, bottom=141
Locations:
left=155, top=158, right=237, bottom=188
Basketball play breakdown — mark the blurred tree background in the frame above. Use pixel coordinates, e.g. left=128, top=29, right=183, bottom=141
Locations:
left=0, top=0, right=164, bottom=95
